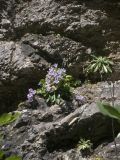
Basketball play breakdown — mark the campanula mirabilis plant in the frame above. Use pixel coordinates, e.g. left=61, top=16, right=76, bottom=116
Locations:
left=36, top=64, right=73, bottom=105
left=27, top=64, right=82, bottom=105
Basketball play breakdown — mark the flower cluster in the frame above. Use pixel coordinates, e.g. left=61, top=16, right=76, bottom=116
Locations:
left=75, top=95, right=86, bottom=104
left=27, top=64, right=85, bottom=105
left=45, top=64, right=66, bottom=92
left=27, top=88, right=36, bottom=102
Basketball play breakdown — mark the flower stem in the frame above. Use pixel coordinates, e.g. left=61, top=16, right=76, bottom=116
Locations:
left=110, top=82, right=118, bottom=160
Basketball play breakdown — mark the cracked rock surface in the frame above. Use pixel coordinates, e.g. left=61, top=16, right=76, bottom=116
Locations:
left=0, top=0, right=120, bottom=113
left=1, top=82, right=120, bottom=160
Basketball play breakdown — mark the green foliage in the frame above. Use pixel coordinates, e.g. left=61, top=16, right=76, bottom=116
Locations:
left=0, top=151, right=22, bottom=160
left=36, top=79, right=46, bottom=96
left=36, top=64, right=79, bottom=105
left=0, top=112, right=21, bottom=126
left=46, top=92, right=61, bottom=104
left=70, top=79, right=81, bottom=88
left=97, top=102, right=120, bottom=120
left=85, top=55, right=113, bottom=79
left=77, top=138, right=92, bottom=151
left=28, top=64, right=81, bottom=105
left=0, top=150, right=4, bottom=159
left=37, top=75, right=73, bottom=105
left=5, top=155, right=22, bottom=160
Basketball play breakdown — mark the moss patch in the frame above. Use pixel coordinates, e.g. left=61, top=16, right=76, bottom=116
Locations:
left=0, top=112, right=21, bottom=126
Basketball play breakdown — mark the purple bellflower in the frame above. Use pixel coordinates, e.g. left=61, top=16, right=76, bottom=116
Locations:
left=45, top=64, right=66, bottom=93
left=75, top=95, right=86, bottom=103
left=27, top=88, right=36, bottom=102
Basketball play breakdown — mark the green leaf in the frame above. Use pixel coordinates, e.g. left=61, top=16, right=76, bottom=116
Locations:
left=114, top=104, right=120, bottom=113
left=89, top=63, right=96, bottom=70
left=40, top=79, right=45, bottom=85
left=64, top=75, right=73, bottom=82
left=0, top=112, right=21, bottom=126
left=94, top=65, right=99, bottom=72
left=91, top=54, right=97, bottom=59
left=106, top=66, right=112, bottom=73
left=46, top=98, right=50, bottom=103
left=101, top=66, right=105, bottom=73
left=0, top=150, right=4, bottom=158
left=103, top=65, right=108, bottom=73
left=117, top=132, right=120, bottom=138
left=53, top=94, right=56, bottom=102
left=107, top=60, right=114, bottom=65
left=56, top=98, right=60, bottom=104
left=36, top=88, right=46, bottom=96
left=97, top=102, right=120, bottom=120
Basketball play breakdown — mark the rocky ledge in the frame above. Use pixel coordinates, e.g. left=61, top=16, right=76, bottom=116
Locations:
left=1, top=81, right=120, bottom=160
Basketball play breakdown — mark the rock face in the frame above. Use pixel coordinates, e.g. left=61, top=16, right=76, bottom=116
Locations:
left=1, top=82, right=120, bottom=160
left=1, top=1, right=120, bottom=159
left=0, top=1, right=120, bottom=110
left=0, top=99, right=118, bottom=160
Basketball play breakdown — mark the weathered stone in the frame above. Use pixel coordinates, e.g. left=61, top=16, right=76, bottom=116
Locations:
left=1, top=85, right=120, bottom=160
left=0, top=0, right=120, bottom=158
left=93, top=138, right=120, bottom=160
left=0, top=0, right=120, bottom=109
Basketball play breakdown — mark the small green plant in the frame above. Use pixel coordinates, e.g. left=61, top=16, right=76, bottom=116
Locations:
left=77, top=138, right=92, bottom=151
left=0, top=112, right=21, bottom=126
left=85, top=55, right=113, bottom=81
